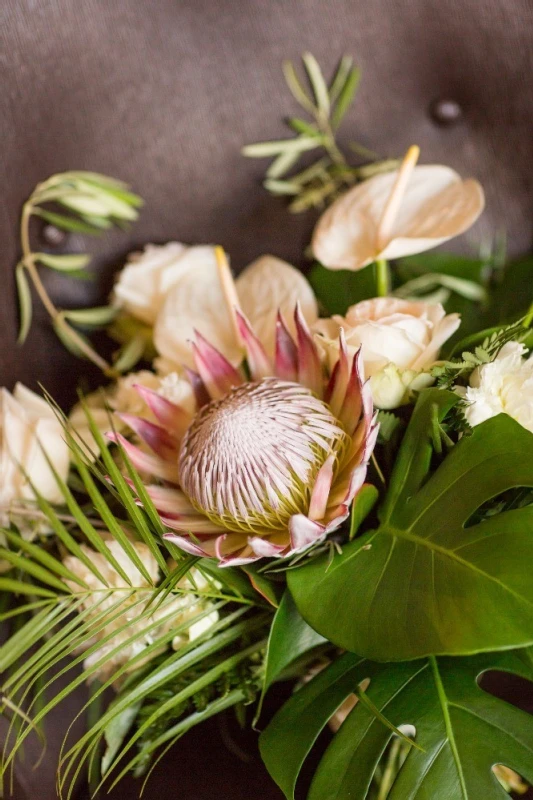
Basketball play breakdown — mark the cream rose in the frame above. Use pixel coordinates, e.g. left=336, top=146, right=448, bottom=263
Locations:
left=112, top=242, right=216, bottom=325
left=457, top=341, right=533, bottom=432
left=313, top=298, right=460, bottom=409
left=0, top=383, right=70, bottom=526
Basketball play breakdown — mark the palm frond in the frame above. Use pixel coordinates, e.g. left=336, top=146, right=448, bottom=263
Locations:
left=0, top=403, right=272, bottom=796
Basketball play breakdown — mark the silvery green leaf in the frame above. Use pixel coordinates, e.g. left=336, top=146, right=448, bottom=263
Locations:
left=59, top=194, right=112, bottom=217
left=53, top=320, right=92, bottom=357
left=242, top=136, right=321, bottom=158
left=331, top=66, right=361, bottom=130
left=36, top=253, right=91, bottom=271
left=33, top=208, right=101, bottom=234
left=438, top=273, right=487, bottom=301
left=288, top=118, right=319, bottom=136
left=328, top=55, right=354, bottom=105
left=395, top=272, right=486, bottom=303
left=302, top=52, right=330, bottom=117
left=282, top=60, right=316, bottom=115
left=266, top=150, right=301, bottom=179
left=73, top=180, right=140, bottom=220
left=16, top=262, right=32, bottom=344
left=79, top=214, right=113, bottom=230
left=354, top=157, right=399, bottom=179
left=289, top=156, right=331, bottom=186
left=64, top=306, right=118, bottom=327
left=263, top=179, right=300, bottom=196
left=62, top=171, right=130, bottom=189
left=112, top=333, right=146, bottom=373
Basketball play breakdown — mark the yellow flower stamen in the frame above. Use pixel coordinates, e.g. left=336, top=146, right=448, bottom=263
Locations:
left=215, top=245, right=244, bottom=349
left=375, top=145, right=420, bottom=253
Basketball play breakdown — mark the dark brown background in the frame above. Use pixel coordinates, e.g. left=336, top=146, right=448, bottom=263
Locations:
left=1, top=0, right=533, bottom=798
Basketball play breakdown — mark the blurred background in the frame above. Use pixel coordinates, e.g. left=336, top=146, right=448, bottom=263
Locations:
left=1, top=1, right=533, bottom=798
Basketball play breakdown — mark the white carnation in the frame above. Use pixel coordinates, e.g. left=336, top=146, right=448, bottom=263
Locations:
left=458, top=341, right=533, bottom=432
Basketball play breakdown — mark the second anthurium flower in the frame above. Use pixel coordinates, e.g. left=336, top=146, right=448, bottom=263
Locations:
left=312, top=145, right=485, bottom=271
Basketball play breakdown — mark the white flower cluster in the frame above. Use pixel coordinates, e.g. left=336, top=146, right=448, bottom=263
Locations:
left=64, top=540, right=219, bottom=683
left=457, top=341, right=533, bottom=433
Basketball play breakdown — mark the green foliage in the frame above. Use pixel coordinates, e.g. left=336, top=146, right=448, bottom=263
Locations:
left=0, top=406, right=271, bottom=796
left=260, top=647, right=533, bottom=800
left=16, top=171, right=143, bottom=374
left=257, top=591, right=327, bottom=720
left=242, top=54, right=398, bottom=213
left=289, top=389, right=533, bottom=661
left=308, top=262, right=378, bottom=315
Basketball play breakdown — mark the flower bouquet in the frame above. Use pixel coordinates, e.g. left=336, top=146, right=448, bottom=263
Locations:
left=2, top=56, right=533, bottom=800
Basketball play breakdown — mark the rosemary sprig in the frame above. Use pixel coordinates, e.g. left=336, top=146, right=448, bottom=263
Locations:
left=16, top=172, right=143, bottom=375
left=242, top=53, right=398, bottom=213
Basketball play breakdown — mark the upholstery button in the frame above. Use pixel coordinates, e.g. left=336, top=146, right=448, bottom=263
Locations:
left=429, top=98, right=463, bottom=126
left=41, top=224, right=67, bottom=247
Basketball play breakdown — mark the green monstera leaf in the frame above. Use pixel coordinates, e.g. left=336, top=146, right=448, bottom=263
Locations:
left=260, top=647, right=533, bottom=800
left=289, top=389, right=533, bottom=661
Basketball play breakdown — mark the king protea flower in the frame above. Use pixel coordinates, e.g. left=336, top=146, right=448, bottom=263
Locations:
left=110, top=249, right=378, bottom=566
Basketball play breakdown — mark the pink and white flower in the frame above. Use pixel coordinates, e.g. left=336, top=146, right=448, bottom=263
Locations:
left=110, top=249, right=378, bottom=566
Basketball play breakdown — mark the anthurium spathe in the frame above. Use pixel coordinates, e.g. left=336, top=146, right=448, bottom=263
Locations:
left=153, top=252, right=319, bottom=371
left=312, top=145, right=485, bottom=271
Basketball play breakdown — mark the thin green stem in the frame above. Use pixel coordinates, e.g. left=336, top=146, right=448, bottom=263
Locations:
left=20, top=202, right=113, bottom=375
left=375, top=259, right=391, bottom=297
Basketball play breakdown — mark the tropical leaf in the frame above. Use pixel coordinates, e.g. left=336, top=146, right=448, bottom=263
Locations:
left=260, top=647, right=533, bottom=800
left=255, top=590, right=327, bottom=723
left=289, top=389, right=533, bottom=660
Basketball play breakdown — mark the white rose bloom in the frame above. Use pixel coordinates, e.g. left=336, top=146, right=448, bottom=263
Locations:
left=64, top=541, right=219, bottom=683
left=457, top=341, right=533, bottom=432
left=313, top=298, right=460, bottom=409
left=112, top=242, right=191, bottom=325
left=0, top=383, right=70, bottom=527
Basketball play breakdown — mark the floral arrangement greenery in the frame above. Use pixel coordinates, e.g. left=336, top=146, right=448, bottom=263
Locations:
left=2, top=55, right=533, bottom=800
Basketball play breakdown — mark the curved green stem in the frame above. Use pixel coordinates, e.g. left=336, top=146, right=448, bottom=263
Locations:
left=20, top=202, right=113, bottom=375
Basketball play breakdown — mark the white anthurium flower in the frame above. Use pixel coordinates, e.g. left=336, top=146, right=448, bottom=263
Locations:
left=313, top=297, right=460, bottom=409
left=457, top=341, right=533, bottom=432
left=0, top=384, right=70, bottom=549
left=153, top=249, right=318, bottom=370
left=312, top=145, right=485, bottom=271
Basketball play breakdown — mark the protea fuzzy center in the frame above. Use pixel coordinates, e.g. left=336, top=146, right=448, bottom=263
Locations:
left=178, top=378, right=350, bottom=534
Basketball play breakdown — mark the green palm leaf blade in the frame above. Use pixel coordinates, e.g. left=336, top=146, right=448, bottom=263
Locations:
left=289, top=389, right=533, bottom=660
left=260, top=648, right=533, bottom=800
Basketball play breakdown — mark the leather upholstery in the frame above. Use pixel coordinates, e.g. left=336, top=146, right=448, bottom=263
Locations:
left=1, top=1, right=532, bottom=797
